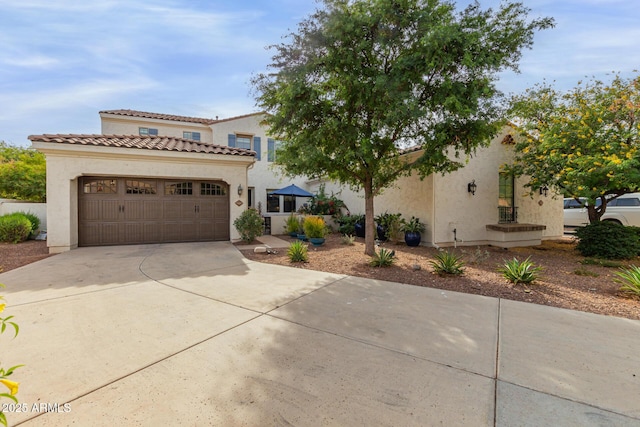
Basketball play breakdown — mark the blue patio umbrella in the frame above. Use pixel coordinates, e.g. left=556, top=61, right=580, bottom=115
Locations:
left=270, top=184, right=313, bottom=198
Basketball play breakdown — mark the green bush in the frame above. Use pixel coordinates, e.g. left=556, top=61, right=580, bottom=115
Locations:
left=0, top=213, right=32, bottom=243
left=575, top=221, right=640, bottom=260
left=287, top=241, right=308, bottom=262
left=430, top=250, right=465, bottom=275
left=341, top=234, right=356, bottom=245
left=17, top=211, right=40, bottom=238
left=233, top=209, right=263, bottom=243
left=369, top=248, right=395, bottom=267
left=498, top=257, right=542, bottom=285
left=613, top=265, right=640, bottom=297
left=336, top=214, right=362, bottom=236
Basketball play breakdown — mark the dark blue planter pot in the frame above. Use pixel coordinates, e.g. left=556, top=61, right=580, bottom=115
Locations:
left=376, top=225, right=387, bottom=241
left=404, top=232, right=421, bottom=247
left=309, top=237, right=325, bottom=246
left=297, top=233, right=308, bottom=241
left=289, top=232, right=298, bottom=238
left=354, top=223, right=365, bottom=238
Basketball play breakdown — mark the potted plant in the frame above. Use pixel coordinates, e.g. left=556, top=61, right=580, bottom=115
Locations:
left=400, top=216, right=425, bottom=247
left=303, top=216, right=327, bottom=246
left=375, top=212, right=402, bottom=242
left=352, top=214, right=366, bottom=238
left=284, top=213, right=300, bottom=238
left=297, top=216, right=308, bottom=241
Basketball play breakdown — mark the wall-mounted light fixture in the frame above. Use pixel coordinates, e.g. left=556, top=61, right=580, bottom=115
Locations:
left=467, top=180, right=477, bottom=195
left=539, top=185, right=549, bottom=197
left=237, top=184, right=243, bottom=196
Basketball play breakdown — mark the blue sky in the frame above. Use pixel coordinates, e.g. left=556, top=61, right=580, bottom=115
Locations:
left=1, top=0, right=638, bottom=147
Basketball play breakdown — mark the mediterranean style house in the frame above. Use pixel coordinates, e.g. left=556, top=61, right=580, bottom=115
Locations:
left=29, top=109, right=563, bottom=253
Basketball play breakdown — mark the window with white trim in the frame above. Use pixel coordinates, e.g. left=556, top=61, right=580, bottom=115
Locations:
left=183, top=131, right=201, bottom=141
left=139, top=127, right=158, bottom=136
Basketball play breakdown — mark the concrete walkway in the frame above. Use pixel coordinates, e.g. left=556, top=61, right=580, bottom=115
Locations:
left=0, top=241, right=638, bottom=426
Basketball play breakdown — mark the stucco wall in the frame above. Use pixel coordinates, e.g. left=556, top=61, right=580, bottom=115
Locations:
left=100, top=115, right=213, bottom=142
left=211, top=114, right=311, bottom=216
left=0, top=199, right=47, bottom=231
left=34, top=143, right=253, bottom=253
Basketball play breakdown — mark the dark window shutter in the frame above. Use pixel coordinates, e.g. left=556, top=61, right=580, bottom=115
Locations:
left=228, top=134, right=236, bottom=147
left=254, top=136, right=261, bottom=160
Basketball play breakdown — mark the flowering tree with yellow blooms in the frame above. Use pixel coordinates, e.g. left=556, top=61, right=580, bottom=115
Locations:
left=507, top=73, right=640, bottom=223
left=0, top=284, right=21, bottom=427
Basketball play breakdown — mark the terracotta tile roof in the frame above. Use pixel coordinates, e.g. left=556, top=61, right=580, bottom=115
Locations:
left=28, top=134, right=256, bottom=157
left=99, top=109, right=216, bottom=124
left=99, top=109, right=266, bottom=125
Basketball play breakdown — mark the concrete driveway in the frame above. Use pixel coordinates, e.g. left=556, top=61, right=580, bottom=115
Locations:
left=0, top=241, right=638, bottom=426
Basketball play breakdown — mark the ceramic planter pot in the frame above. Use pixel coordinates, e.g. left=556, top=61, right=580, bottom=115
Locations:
left=376, top=224, right=387, bottom=241
left=309, top=237, right=325, bottom=246
left=404, top=231, right=421, bottom=247
left=354, top=222, right=365, bottom=238
left=297, top=233, right=308, bottom=241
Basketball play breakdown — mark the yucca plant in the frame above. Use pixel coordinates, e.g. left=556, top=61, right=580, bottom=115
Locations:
left=613, top=265, right=640, bottom=297
left=287, top=241, right=308, bottom=262
left=498, top=257, right=542, bottom=285
left=430, top=250, right=465, bottom=275
left=369, top=248, right=395, bottom=267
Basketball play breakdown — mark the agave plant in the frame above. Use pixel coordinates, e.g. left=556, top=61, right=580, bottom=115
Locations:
left=430, top=250, right=465, bottom=275
left=613, top=265, right=640, bottom=297
left=498, top=257, right=542, bottom=285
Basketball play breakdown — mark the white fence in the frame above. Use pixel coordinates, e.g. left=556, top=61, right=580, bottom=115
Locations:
left=0, top=199, right=47, bottom=231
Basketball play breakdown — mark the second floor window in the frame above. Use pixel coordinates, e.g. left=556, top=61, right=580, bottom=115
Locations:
left=139, top=127, right=158, bottom=136
left=183, top=131, right=201, bottom=141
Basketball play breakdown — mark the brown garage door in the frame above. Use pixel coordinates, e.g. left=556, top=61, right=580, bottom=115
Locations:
left=78, top=177, right=230, bottom=246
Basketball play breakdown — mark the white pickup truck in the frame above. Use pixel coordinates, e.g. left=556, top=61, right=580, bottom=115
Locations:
left=564, top=193, right=640, bottom=228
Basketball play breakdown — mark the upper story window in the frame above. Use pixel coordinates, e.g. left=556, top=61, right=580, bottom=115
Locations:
left=236, top=135, right=252, bottom=150
left=228, top=134, right=261, bottom=160
left=139, top=127, right=158, bottom=136
left=183, top=131, right=201, bottom=141
left=267, top=138, right=282, bottom=162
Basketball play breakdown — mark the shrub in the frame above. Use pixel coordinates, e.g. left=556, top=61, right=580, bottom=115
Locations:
left=284, top=213, right=300, bottom=235
left=17, top=211, right=40, bottom=239
left=303, top=216, right=327, bottom=238
left=336, top=214, right=360, bottom=236
left=430, top=250, right=465, bottom=275
left=575, top=221, right=640, bottom=260
left=375, top=212, right=402, bottom=241
left=369, top=248, right=395, bottom=267
left=297, top=184, right=345, bottom=216
left=233, top=208, right=263, bottom=243
left=498, top=257, right=542, bottom=285
left=287, top=241, right=308, bottom=262
left=461, top=246, right=490, bottom=265
left=0, top=214, right=32, bottom=243
left=341, top=234, right=356, bottom=245
left=613, top=265, right=640, bottom=297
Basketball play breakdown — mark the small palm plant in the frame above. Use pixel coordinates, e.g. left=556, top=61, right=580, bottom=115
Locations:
left=369, top=248, right=395, bottom=267
left=613, top=265, right=640, bottom=297
left=430, top=250, right=465, bottom=275
left=287, top=241, right=308, bottom=262
left=498, top=257, right=542, bottom=285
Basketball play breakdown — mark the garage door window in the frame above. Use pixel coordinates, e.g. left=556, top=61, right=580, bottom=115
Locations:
left=166, top=182, right=193, bottom=195
left=126, top=180, right=157, bottom=195
left=83, top=179, right=117, bottom=194
left=201, top=183, right=226, bottom=196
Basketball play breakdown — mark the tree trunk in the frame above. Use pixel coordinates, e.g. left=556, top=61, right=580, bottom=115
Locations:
left=363, top=178, right=376, bottom=256
left=587, top=201, right=606, bottom=223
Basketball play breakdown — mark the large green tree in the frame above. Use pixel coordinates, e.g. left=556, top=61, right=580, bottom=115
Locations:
left=0, top=142, right=46, bottom=202
left=507, top=73, right=640, bottom=223
left=253, top=0, right=553, bottom=255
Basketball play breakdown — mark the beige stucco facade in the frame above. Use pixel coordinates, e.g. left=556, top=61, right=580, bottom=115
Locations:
left=314, top=126, right=564, bottom=247
left=32, top=142, right=253, bottom=253
left=36, top=110, right=562, bottom=252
